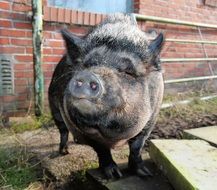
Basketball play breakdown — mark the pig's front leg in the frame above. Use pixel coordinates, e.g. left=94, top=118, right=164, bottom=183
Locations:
left=52, top=111, right=69, bottom=155
left=58, top=122, right=69, bottom=155
left=87, top=138, right=123, bottom=179
left=128, top=131, right=153, bottom=177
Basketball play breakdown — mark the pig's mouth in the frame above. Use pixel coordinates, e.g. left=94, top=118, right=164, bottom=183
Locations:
left=72, top=98, right=100, bottom=114
left=63, top=94, right=109, bottom=129
left=64, top=93, right=103, bottom=116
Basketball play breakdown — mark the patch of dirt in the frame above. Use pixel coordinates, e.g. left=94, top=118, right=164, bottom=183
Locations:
left=0, top=128, right=129, bottom=189
left=151, top=111, right=217, bottom=140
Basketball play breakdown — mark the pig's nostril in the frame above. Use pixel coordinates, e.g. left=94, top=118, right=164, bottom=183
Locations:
left=90, top=81, right=98, bottom=91
left=70, top=71, right=103, bottom=99
left=75, top=80, right=83, bottom=87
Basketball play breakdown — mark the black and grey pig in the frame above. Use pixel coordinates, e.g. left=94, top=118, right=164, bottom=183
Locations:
left=49, top=14, right=164, bottom=179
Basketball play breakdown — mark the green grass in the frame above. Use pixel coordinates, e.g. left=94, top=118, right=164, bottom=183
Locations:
left=10, top=114, right=54, bottom=133
left=0, top=114, right=54, bottom=189
left=0, top=147, right=40, bottom=190
left=159, top=96, right=217, bottom=123
left=162, top=91, right=216, bottom=103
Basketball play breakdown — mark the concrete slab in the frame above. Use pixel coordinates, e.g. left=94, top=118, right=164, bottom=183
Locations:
left=86, top=156, right=173, bottom=190
left=183, top=126, right=217, bottom=147
left=150, top=139, right=217, bottom=190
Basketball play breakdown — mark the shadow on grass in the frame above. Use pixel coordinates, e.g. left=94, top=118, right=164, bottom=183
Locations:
left=0, top=143, right=99, bottom=190
left=0, top=144, right=46, bottom=190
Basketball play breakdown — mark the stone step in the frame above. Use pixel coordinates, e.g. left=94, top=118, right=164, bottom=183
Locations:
left=150, top=139, right=217, bottom=190
left=183, top=126, right=217, bottom=147
left=86, top=153, right=173, bottom=190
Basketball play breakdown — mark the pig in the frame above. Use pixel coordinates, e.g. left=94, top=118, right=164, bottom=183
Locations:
left=48, top=14, right=164, bottom=179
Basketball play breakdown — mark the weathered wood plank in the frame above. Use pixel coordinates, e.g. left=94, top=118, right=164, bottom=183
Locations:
left=32, top=0, right=44, bottom=116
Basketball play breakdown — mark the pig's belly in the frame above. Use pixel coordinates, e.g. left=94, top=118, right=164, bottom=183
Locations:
left=74, top=127, right=134, bottom=149
left=59, top=101, right=140, bottom=148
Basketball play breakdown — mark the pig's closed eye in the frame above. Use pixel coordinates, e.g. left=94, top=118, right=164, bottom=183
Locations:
left=84, top=61, right=97, bottom=67
left=118, top=58, right=137, bottom=77
left=123, top=65, right=136, bottom=76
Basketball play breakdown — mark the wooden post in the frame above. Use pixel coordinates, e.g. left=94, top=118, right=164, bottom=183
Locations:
left=32, top=0, right=44, bottom=116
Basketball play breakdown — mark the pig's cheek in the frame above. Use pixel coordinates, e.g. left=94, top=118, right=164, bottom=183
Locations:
left=116, top=96, right=124, bottom=108
left=72, top=100, right=98, bottom=114
left=110, top=94, right=124, bottom=109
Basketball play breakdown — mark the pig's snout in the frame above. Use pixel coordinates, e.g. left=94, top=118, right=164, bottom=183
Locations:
left=69, top=71, right=103, bottom=99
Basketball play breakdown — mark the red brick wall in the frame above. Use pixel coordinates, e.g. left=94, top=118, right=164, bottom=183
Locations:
left=0, top=0, right=217, bottom=116
left=136, top=0, right=217, bottom=80
left=0, top=0, right=32, bottom=116
left=136, top=0, right=217, bottom=24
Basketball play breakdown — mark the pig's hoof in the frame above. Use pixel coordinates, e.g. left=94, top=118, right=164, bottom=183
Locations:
left=59, top=147, right=69, bottom=155
left=102, top=163, right=123, bottom=179
left=129, top=162, right=153, bottom=177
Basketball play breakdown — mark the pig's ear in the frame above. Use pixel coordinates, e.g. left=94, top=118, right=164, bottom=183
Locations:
left=61, top=29, right=84, bottom=62
left=146, top=33, right=164, bottom=70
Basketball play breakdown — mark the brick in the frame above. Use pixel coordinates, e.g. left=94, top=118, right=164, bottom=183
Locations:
left=0, top=1, right=10, bottom=10
left=43, top=31, right=52, bottom=38
left=95, top=14, right=101, bottom=24
left=0, top=46, right=25, bottom=53
left=43, top=48, right=53, bottom=55
left=52, top=49, right=65, bottom=55
left=0, top=11, right=11, bottom=20
left=43, top=6, right=51, bottom=21
left=12, top=3, right=31, bottom=12
left=15, top=55, right=33, bottom=62
left=44, top=71, right=54, bottom=77
left=3, top=96, right=16, bottom=103
left=47, top=40, right=64, bottom=47
left=57, top=8, right=65, bottom=23
left=50, top=7, right=58, bottom=22
left=17, top=94, right=28, bottom=101
left=14, top=64, right=27, bottom=70
left=11, top=38, right=32, bottom=46
left=77, top=11, right=84, bottom=25
left=25, top=31, right=32, bottom=38
left=14, top=22, right=32, bottom=29
left=15, top=71, right=33, bottom=79
left=134, top=3, right=140, bottom=10
left=0, top=20, right=12, bottom=27
left=70, top=27, right=88, bottom=35
left=44, top=78, right=51, bottom=88
left=16, top=101, right=31, bottom=109
left=65, top=9, right=71, bottom=23
left=84, top=12, right=90, bottom=26
left=44, top=24, right=56, bottom=31
left=71, top=10, right=77, bottom=24
left=42, top=0, right=47, bottom=6
left=0, top=37, right=10, bottom=45
left=89, top=13, right=95, bottom=26
left=43, top=56, right=61, bottom=63
left=0, top=29, right=26, bottom=37
left=11, top=12, right=29, bottom=21
left=13, top=0, right=31, bottom=4
left=52, top=32, right=62, bottom=39
left=134, top=0, right=140, bottom=3
left=14, top=79, right=28, bottom=86
left=42, top=64, right=54, bottom=71
left=26, top=47, right=33, bottom=54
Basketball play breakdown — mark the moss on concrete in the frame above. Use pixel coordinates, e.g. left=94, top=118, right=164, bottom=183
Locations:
left=150, top=140, right=217, bottom=190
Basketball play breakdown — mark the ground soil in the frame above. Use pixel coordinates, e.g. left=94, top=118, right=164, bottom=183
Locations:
left=0, top=98, right=217, bottom=189
left=152, top=111, right=217, bottom=140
